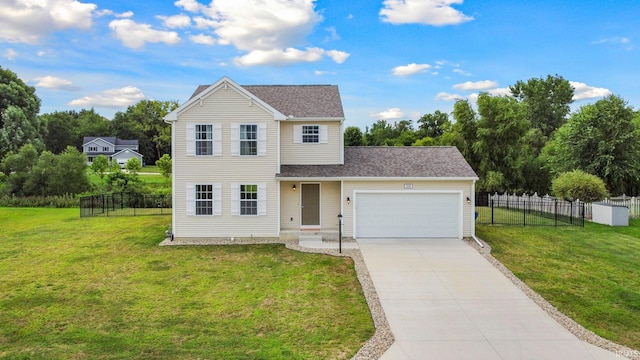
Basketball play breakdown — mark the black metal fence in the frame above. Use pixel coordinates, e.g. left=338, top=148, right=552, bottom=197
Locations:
left=80, top=193, right=172, bottom=217
left=476, top=192, right=585, bottom=227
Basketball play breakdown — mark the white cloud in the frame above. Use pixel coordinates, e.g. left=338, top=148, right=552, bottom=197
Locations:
left=452, top=68, right=471, bottom=76
left=487, top=87, right=511, bottom=96
left=234, top=47, right=325, bottom=66
left=189, top=33, right=215, bottom=45
left=175, top=0, right=205, bottom=13
left=380, top=0, right=473, bottom=26
left=109, top=19, right=181, bottom=49
left=570, top=81, right=612, bottom=101
left=5, top=48, right=18, bottom=60
left=178, top=0, right=346, bottom=66
left=68, top=86, right=145, bottom=108
left=323, top=26, right=340, bottom=42
left=453, top=80, right=498, bottom=91
left=392, top=63, right=431, bottom=77
left=325, top=49, right=350, bottom=63
left=435, top=92, right=463, bottom=101
left=157, top=14, right=191, bottom=28
left=0, top=0, right=97, bottom=44
left=373, top=107, right=405, bottom=120
left=33, top=75, right=79, bottom=90
left=315, top=70, right=336, bottom=75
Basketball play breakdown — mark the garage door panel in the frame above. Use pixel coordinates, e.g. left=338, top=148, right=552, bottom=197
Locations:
left=356, top=192, right=460, bottom=239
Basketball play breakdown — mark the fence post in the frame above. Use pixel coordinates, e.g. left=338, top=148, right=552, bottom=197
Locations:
left=554, top=200, right=558, bottom=227
left=491, top=199, right=495, bottom=224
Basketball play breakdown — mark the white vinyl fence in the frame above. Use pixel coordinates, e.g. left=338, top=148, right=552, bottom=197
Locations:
left=480, top=193, right=640, bottom=220
left=584, top=195, right=640, bottom=219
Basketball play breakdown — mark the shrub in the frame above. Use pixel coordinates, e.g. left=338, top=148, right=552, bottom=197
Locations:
left=0, top=194, right=79, bottom=208
left=552, top=170, right=608, bottom=202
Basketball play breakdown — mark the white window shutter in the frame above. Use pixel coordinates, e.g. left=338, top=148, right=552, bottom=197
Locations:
left=258, top=183, right=267, bottom=216
left=258, top=123, right=267, bottom=156
left=213, top=124, right=222, bottom=156
left=213, top=183, right=222, bottom=216
left=293, top=125, right=302, bottom=144
left=186, top=183, right=195, bottom=216
left=230, top=124, right=239, bottom=156
left=230, top=183, right=239, bottom=215
left=186, top=124, right=195, bottom=156
left=319, top=125, right=328, bottom=144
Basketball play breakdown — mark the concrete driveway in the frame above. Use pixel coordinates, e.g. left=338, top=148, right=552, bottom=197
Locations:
left=357, top=238, right=624, bottom=360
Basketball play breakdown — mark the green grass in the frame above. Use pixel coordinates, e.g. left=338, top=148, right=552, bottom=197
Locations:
left=477, top=220, right=640, bottom=350
left=0, top=208, right=374, bottom=359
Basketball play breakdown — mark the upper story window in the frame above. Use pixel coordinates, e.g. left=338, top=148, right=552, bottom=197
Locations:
left=186, top=123, right=222, bottom=157
left=196, top=124, right=213, bottom=155
left=231, top=123, right=267, bottom=156
left=302, top=125, right=319, bottom=143
left=240, top=124, right=257, bottom=156
left=102, top=146, right=110, bottom=152
left=293, top=124, right=328, bottom=144
left=88, top=146, right=98, bottom=152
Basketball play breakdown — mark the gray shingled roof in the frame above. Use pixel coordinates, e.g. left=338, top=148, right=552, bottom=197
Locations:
left=190, top=84, right=344, bottom=118
left=277, top=146, right=478, bottom=178
left=83, top=137, right=138, bottom=146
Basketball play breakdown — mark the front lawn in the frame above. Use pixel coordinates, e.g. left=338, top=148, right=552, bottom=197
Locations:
left=477, top=220, right=640, bottom=350
left=0, top=208, right=374, bottom=359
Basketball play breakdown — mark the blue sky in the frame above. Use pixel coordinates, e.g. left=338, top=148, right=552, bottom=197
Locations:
left=1, top=0, right=638, bottom=129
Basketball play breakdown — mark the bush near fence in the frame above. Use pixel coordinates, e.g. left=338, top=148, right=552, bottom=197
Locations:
left=476, top=192, right=585, bottom=227
left=80, top=193, right=171, bottom=217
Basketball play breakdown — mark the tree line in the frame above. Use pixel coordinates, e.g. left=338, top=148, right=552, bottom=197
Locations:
left=0, top=65, right=176, bottom=197
left=345, top=75, right=640, bottom=197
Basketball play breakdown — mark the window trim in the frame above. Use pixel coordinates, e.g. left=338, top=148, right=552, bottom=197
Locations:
left=231, top=183, right=266, bottom=216
left=195, top=124, right=213, bottom=156
left=186, top=183, right=222, bottom=216
left=240, top=124, right=258, bottom=156
left=186, top=123, right=222, bottom=157
left=239, top=184, right=258, bottom=216
left=302, top=125, right=320, bottom=143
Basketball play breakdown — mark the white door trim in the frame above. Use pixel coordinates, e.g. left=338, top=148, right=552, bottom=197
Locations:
left=300, top=182, right=322, bottom=228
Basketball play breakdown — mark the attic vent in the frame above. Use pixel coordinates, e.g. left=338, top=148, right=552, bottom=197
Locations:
left=224, top=82, right=228, bottom=90
left=249, top=99, right=253, bottom=107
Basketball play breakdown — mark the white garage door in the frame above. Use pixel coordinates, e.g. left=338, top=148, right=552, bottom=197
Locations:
left=355, top=192, right=461, bottom=239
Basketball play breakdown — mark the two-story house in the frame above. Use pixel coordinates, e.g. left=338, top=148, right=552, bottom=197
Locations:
left=164, top=77, right=478, bottom=241
left=83, top=137, right=143, bottom=167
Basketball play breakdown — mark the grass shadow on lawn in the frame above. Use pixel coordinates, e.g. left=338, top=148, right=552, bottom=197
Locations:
left=0, top=208, right=374, bottom=360
left=477, top=219, right=640, bottom=351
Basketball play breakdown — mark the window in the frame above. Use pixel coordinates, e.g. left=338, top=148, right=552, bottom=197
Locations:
left=195, top=184, right=213, bottom=215
left=102, top=146, right=110, bottom=152
left=187, top=183, right=221, bottom=216
left=240, top=124, right=257, bottom=156
left=293, top=124, right=328, bottom=144
left=302, top=125, right=319, bottom=143
left=196, top=124, right=213, bottom=155
left=88, top=146, right=98, bottom=152
left=240, top=184, right=258, bottom=215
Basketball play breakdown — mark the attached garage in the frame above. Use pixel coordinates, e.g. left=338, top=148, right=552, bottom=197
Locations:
left=354, top=191, right=462, bottom=239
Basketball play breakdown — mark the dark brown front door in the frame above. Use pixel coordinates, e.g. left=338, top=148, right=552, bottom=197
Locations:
left=301, top=184, right=320, bottom=226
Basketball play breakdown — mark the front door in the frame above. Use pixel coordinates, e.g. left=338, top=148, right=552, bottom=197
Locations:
left=301, top=184, right=320, bottom=227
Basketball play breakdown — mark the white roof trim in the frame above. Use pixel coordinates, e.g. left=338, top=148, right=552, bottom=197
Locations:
left=112, top=148, right=144, bottom=158
left=164, top=76, right=287, bottom=122
left=83, top=138, right=113, bottom=147
left=276, top=176, right=479, bottom=181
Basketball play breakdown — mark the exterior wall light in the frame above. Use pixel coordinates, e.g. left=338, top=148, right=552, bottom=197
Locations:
left=347, top=197, right=351, bottom=205
left=466, top=196, right=471, bottom=205
left=292, top=184, right=296, bottom=191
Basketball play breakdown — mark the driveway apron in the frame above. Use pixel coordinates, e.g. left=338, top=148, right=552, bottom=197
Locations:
left=357, top=238, right=624, bottom=360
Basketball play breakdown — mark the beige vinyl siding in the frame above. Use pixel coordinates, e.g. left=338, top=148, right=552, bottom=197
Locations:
left=279, top=181, right=341, bottom=231
left=280, top=181, right=299, bottom=230
left=173, top=85, right=280, bottom=238
left=341, top=180, right=474, bottom=238
left=280, top=121, right=342, bottom=165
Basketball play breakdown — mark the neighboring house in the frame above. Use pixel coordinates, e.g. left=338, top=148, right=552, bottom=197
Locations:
left=83, top=137, right=143, bottom=167
left=164, top=76, right=479, bottom=241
